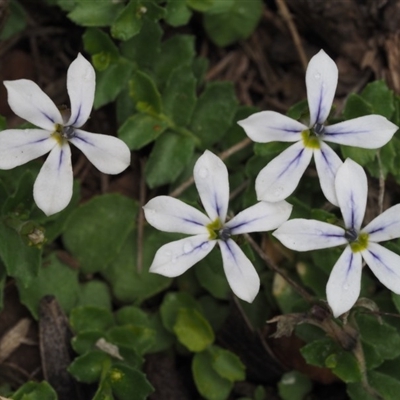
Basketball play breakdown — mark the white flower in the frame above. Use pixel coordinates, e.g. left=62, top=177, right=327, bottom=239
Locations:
left=0, top=53, right=131, bottom=216
left=143, top=150, right=293, bottom=303
left=238, top=50, right=398, bottom=206
left=273, top=158, right=400, bottom=317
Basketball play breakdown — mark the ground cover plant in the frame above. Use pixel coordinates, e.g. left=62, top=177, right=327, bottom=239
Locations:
left=1, top=1, right=400, bottom=399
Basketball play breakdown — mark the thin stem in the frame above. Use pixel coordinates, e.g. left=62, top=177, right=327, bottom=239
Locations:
left=169, top=137, right=252, bottom=198
left=376, top=150, right=385, bottom=215
left=244, top=233, right=314, bottom=303
left=275, top=0, right=308, bottom=71
left=137, top=158, right=146, bottom=273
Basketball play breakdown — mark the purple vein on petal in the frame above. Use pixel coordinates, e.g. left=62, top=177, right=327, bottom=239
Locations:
left=350, top=192, right=356, bottom=229
left=368, top=250, right=396, bottom=275
left=70, top=104, right=82, bottom=127
left=314, top=85, right=324, bottom=125
left=220, top=240, right=239, bottom=266
left=278, top=147, right=305, bottom=179
left=319, top=146, right=336, bottom=175
left=58, top=148, right=64, bottom=170
left=324, top=129, right=370, bottom=137
left=182, top=218, right=205, bottom=227
left=73, top=134, right=93, bottom=145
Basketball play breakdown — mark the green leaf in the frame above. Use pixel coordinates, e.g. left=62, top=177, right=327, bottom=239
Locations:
left=102, top=229, right=172, bottom=304
left=70, top=306, right=114, bottom=333
left=145, top=131, right=195, bottom=187
left=369, top=370, right=400, bottom=400
left=287, top=99, right=308, bottom=120
left=17, top=254, right=80, bottom=319
left=190, top=82, right=237, bottom=147
left=0, top=115, right=6, bottom=131
left=187, top=0, right=214, bottom=12
left=192, top=351, right=233, bottom=400
left=11, top=381, right=57, bottom=400
left=94, top=58, right=134, bottom=109
left=209, top=346, right=245, bottom=382
left=340, top=145, right=376, bottom=166
left=165, top=0, right=192, bottom=26
left=107, top=325, right=156, bottom=355
left=71, top=330, right=104, bottom=355
left=83, top=28, right=119, bottom=71
left=115, top=306, right=150, bottom=326
left=361, top=81, right=395, bottom=119
left=108, top=363, right=154, bottom=400
left=155, top=35, right=195, bottom=87
left=160, top=291, right=201, bottom=332
left=68, top=0, right=124, bottom=26
left=343, top=93, right=373, bottom=119
left=204, top=0, right=263, bottom=47
left=130, top=70, right=162, bottom=114
left=300, top=338, right=362, bottom=383
left=356, top=313, right=400, bottom=360
left=120, top=19, right=162, bottom=69
left=173, top=308, right=215, bottom=352
left=68, top=350, right=111, bottom=383
left=0, top=0, right=27, bottom=40
left=63, top=194, right=137, bottom=273
left=2, top=170, right=35, bottom=214
left=278, top=371, right=312, bottom=400
left=111, top=0, right=144, bottom=41
left=162, top=65, right=197, bottom=127
left=118, top=113, right=168, bottom=150
left=78, top=280, right=112, bottom=311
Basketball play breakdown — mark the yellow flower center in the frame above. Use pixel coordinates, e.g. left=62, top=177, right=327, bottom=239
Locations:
left=206, top=218, right=222, bottom=240
left=301, top=129, right=321, bottom=149
left=349, top=232, right=369, bottom=252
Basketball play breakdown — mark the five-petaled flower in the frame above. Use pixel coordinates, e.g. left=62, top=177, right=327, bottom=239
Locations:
left=273, top=158, right=400, bottom=317
left=238, top=50, right=398, bottom=206
left=0, top=53, right=131, bottom=216
left=143, top=150, right=292, bottom=303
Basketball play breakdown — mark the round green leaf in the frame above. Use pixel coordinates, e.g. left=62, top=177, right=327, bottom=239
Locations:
left=68, top=350, right=110, bottom=383
left=70, top=306, right=114, bottom=333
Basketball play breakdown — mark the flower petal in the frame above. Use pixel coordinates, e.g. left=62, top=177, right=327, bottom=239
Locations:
left=143, top=196, right=210, bottom=235
left=33, top=143, right=73, bottom=216
left=313, top=142, right=343, bottom=206
left=362, top=242, right=400, bottom=295
left=193, top=150, right=229, bottom=222
left=326, top=245, right=362, bottom=317
left=149, top=235, right=216, bottom=277
left=273, top=219, right=346, bottom=251
left=225, top=200, right=292, bottom=234
left=219, top=238, right=260, bottom=302
left=66, top=54, right=96, bottom=128
left=0, top=129, right=56, bottom=169
left=335, top=158, right=367, bottom=231
left=255, top=141, right=313, bottom=202
left=363, top=204, right=400, bottom=242
left=237, top=111, right=306, bottom=143
left=324, top=115, right=398, bottom=148
left=70, top=129, right=130, bottom=174
left=4, top=80, right=62, bottom=131
left=306, top=50, right=338, bottom=127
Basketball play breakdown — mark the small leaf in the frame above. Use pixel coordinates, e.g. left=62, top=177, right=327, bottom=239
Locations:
left=68, top=0, right=124, bottom=27
left=173, top=308, right=215, bottom=352
left=361, top=81, right=395, bottom=119
left=11, top=381, right=57, bottom=400
left=94, top=58, right=134, bottom=109
left=107, top=325, right=156, bottom=355
left=78, top=281, right=112, bottom=311
left=278, top=371, right=312, bottom=400
left=70, top=306, right=114, bottom=333
left=189, top=82, right=237, bottom=148
left=165, top=0, right=192, bottom=26
left=111, top=0, right=144, bottom=41
left=108, top=363, right=154, bottom=400
left=118, top=113, right=168, bottom=150
left=160, top=291, right=201, bottom=332
left=17, top=254, right=80, bottom=319
left=63, top=194, right=137, bottom=274
left=129, top=70, right=162, bottom=115
left=155, top=35, right=195, bottom=87
left=68, top=350, right=110, bottom=383
left=162, top=64, right=197, bottom=127
left=145, top=131, right=195, bottom=188
left=340, top=145, right=376, bottom=166
left=343, top=93, right=373, bottom=119
left=192, top=351, right=233, bottom=400
left=203, top=0, right=263, bottom=47
left=187, top=0, right=214, bottom=12
left=0, top=0, right=27, bottom=40
left=71, top=330, right=104, bottom=355
left=209, top=346, right=245, bottom=382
